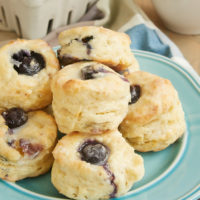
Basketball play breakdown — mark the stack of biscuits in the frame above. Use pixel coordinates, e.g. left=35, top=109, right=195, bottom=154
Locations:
left=0, top=39, right=59, bottom=181
left=0, top=26, right=186, bottom=200
left=51, top=27, right=144, bottom=200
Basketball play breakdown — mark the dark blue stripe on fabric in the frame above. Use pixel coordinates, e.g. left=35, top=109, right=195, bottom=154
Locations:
left=126, top=24, right=172, bottom=58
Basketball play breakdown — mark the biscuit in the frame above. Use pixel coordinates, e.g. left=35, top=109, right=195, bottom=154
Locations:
left=119, top=71, right=186, bottom=152
left=0, top=108, right=57, bottom=181
left=58, top=26, right=139, bottom=72
left=0, top=39, right=60, bottom=111
left=51, top=130, right=144, bottom=200
left=118, top=63, right=140, bottom=76
left=51, top=61, right=131, bottom=134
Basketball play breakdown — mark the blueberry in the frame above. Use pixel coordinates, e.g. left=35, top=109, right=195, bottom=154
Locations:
left=78, top=140, right=109, bottom=166
left=81, top=65, right=96, bottom=80
left=129, top=85, right=141, bottom=104
left=12, top=50, right=30, bottom=61
left=86, top=43, right=92, bottom=55
left=81, top=36, right=93, bottom=55
left=81, top=36, right=94, bottom=43
left=2, top=108, right=28, bottom=129
left=19, top=139, right=43, bottom=158
left=12, top=49, right=45, bottom=76
left=81, top=65, right=110, bottom=80
left=103, top=164, right=117, bottom=198
left=7, top=139, right=16, bottom=148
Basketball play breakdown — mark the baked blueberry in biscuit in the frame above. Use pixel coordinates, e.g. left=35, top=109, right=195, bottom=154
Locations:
left=0, top=39, right=60, bottom=111
left=0, top=109, right=57, bottom=181
left=2, top=108, right=28, bottom=129
left=51, top=130, right=144, bottom=200
left=78, top=140, right=109, bottom=166
left=12, top=49, right=45, bottom=76
left=129, top=85, right=141, bottom=104
left=81, top=35, right=93, bottom=55
left=81, top=65, right=111, bottom=80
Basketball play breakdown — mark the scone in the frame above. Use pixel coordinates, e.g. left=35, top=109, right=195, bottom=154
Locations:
left=0, top=39, right=60, bottom=111
left=119, top=71, right=186, bottom=152
left=118, top=64, right=140, bottom=76
left=0, top=108, right=57, bottom=181
left=51, top=130, right=144, bottom=200
left=51, top=61, right=131, bottom=134
left=58, top=26, right=139, bottom=72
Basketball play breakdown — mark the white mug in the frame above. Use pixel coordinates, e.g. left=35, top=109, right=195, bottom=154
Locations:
left=152, top=0, right=200, bottom=35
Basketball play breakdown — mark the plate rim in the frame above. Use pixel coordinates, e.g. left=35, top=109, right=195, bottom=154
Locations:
left=133, top=49, right=200, bottom=91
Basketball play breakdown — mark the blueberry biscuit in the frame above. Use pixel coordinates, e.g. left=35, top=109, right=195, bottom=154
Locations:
left=51, top=61, right=131, bottom=134
left=58, top=26, right=139, bottom=72
left=51, top=130, right=144, bottom=200
left=0, top=108, right=57, bottom=181
left=119, top=71, right=186, bottom=152
left=0, top=39, right=60, bottom=111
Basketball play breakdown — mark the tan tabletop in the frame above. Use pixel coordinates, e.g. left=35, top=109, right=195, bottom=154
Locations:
left=135, top=0, right=200, bottom=75
left=0, top=0, right=199, bottom=75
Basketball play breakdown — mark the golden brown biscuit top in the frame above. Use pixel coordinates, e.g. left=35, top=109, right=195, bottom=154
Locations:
left=51, top=61, right=130, bottom=102
left=125, top=71, right=179, bottom=124
left=58, top=26, right=131, bottom=46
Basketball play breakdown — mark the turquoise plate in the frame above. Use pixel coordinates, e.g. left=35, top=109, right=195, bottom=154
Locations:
left=0, top=50, right=200, bottom=200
